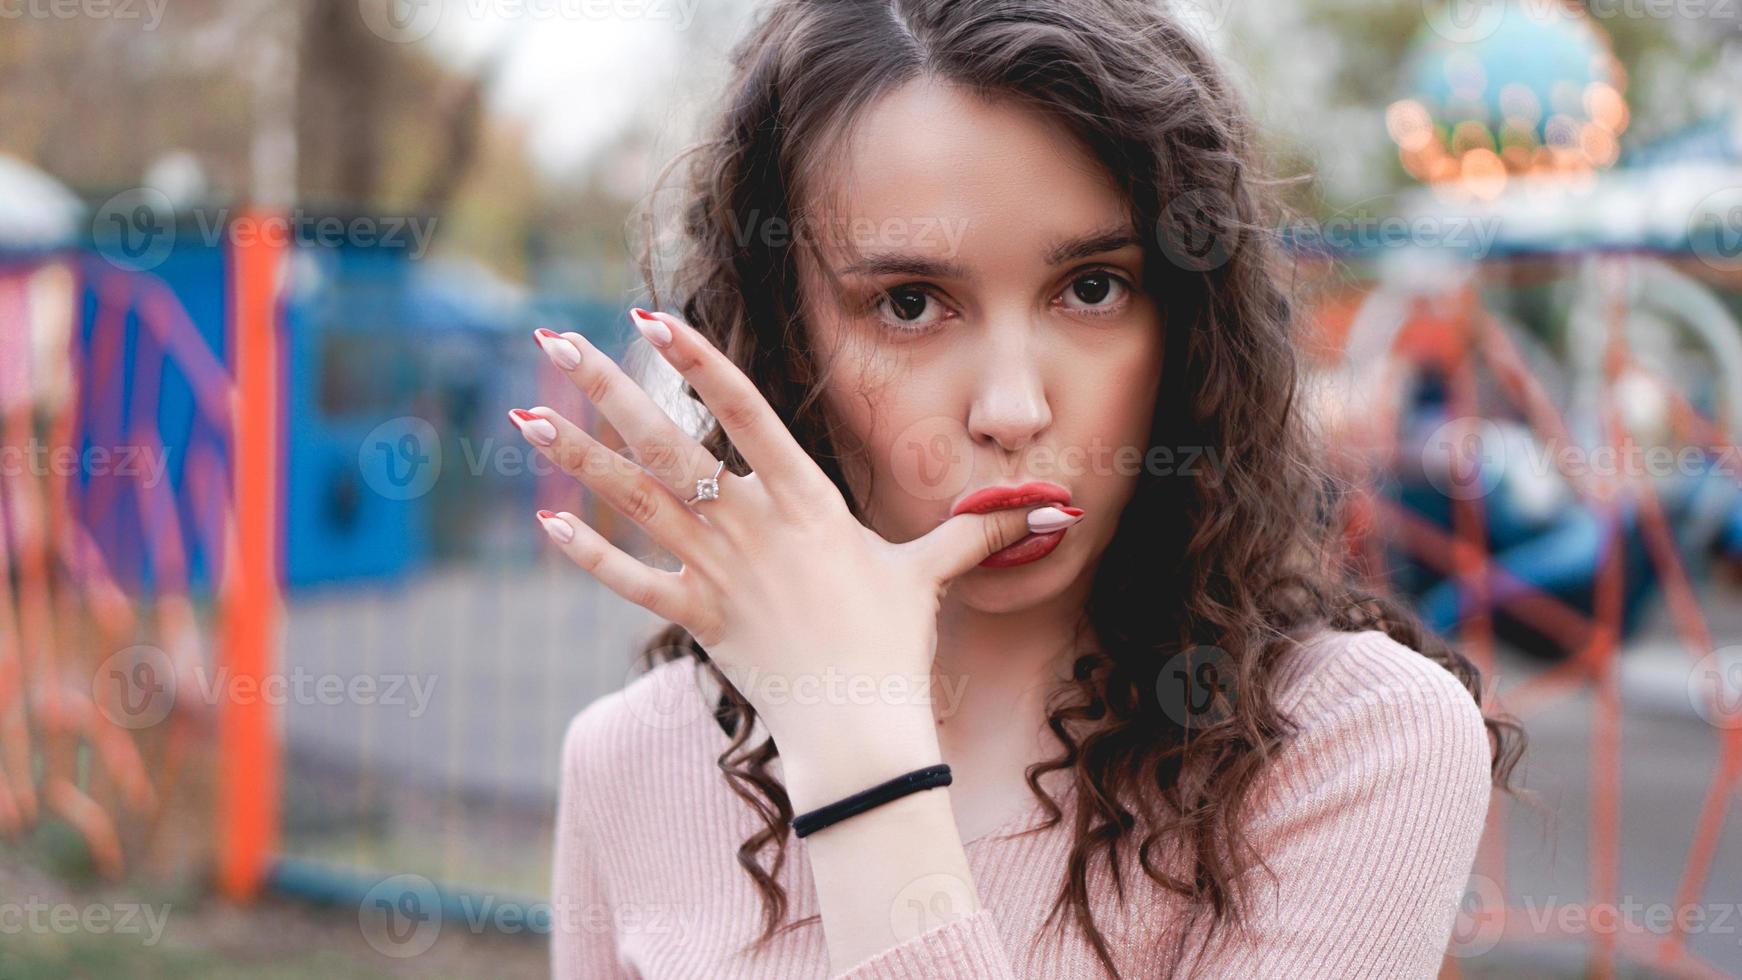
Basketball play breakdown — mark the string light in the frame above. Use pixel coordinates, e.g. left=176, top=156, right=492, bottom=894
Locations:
left=1390, top=0, right=1629, bottom=201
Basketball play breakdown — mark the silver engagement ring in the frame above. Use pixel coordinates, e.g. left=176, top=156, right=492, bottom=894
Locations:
left=684, top=459, right=726, bottom=505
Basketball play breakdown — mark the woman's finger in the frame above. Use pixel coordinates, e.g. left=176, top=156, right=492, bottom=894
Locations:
left=510, top=406, right=711, bottom=560
left=629, top=309, right=831, bottom=501
left=903, top=505, right=1086, bottom=585
left=532, top=328, right=719, bottom=494
left=536, top=510, right=694, bottom=623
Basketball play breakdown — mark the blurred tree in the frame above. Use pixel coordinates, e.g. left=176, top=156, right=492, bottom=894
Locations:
left=293, top=0, right=507, bottom=213
left=0, top=0, right=531, bottom=255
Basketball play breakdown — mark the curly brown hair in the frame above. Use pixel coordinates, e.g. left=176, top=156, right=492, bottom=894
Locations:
left=628, top=1, right=1527, bottom=977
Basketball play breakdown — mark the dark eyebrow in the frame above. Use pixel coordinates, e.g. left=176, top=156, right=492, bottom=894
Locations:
left=834, top=224, right=1142, bottom=280
left=1045, top=225, right=1142, bottom=266
left=837, top=254, right=972, bottom=280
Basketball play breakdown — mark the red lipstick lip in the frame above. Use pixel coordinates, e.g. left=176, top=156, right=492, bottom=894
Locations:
left=949, top=481, right=1072, bottom=517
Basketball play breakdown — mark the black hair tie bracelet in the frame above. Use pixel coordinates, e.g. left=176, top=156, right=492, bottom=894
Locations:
left=792, top=764, right=953, bottom=838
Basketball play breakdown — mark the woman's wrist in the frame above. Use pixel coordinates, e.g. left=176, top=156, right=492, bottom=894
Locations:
left=772, top=706, right=943, bottom=814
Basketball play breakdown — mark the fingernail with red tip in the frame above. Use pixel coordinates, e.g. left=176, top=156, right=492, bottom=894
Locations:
left=631, top=308, right=672, bottom=348
left=534, top=328, right=582, bottom=370
left=509, top=408, right=557, bottom=446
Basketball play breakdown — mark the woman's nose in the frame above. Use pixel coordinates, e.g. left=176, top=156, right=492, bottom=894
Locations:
left=964, top=337, right=1052, bottom=453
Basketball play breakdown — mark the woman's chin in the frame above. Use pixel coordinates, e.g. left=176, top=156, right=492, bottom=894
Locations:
left=946, top=538, right=1082, bottom=613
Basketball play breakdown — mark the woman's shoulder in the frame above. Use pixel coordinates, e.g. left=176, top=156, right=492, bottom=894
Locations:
left=1262, top=628, right=1494, bottom=799
left=1244, top=627, right=1495, bottom=854
left=1175, top=630, right=1498, bottom=974
left=559, top=657, right=724, bottom=790
left=1271, top=627, right=1486, bottom=730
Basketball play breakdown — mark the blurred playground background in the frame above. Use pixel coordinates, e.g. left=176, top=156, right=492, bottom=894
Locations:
left=2, top=0, right=1742, bottom=977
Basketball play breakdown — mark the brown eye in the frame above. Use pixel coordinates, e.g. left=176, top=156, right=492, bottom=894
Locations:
left=888, top=286, right=931, bottom=321
left=874, top=285, right=948, bottom=333
left=1073, top=274, right=1112, bottom=305
left=1059, top=270, right=1130, bottom=313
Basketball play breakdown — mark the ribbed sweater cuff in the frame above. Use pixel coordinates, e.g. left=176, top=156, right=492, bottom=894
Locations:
left=828, top=908, right=1018, bottom=979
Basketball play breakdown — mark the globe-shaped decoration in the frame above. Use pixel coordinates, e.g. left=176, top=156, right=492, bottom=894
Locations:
left=1389, top=0, right=1628, bottom=199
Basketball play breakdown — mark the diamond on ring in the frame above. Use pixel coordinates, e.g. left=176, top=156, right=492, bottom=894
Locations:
left=686, top=460, right=726, bottom=504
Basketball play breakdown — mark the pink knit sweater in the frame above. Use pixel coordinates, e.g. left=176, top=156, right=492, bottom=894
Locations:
left=550, top=629, right=1494, bottom=978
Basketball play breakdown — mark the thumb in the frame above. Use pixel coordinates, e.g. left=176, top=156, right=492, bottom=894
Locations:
left=909, top=505, right=1085, bottom=584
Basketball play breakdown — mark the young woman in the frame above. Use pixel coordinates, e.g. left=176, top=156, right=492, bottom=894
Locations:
left=516, top=1, right=1524, bottom=976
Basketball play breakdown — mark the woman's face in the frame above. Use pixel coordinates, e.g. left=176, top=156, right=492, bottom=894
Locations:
left=798, top=79, right=1165, bottom=614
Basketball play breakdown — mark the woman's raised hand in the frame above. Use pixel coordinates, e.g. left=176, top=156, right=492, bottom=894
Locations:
left=511, top=310, right=1081, bottom=806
